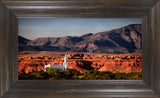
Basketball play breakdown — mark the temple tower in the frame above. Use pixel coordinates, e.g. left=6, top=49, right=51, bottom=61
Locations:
left=63, top=54, right=68, bottom=70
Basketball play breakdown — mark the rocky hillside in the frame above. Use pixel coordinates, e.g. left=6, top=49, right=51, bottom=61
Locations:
left=19, top=24, right=142, bottom=54
left=18, top=36, right=30, bottom=45
left=18, top=53, right=142, bottom=73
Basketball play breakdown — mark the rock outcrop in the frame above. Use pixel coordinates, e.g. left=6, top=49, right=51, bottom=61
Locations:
left=18, top=53, right=142, bottom=73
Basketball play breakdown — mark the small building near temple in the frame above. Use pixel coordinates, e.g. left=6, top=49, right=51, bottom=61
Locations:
left=44, top=54, right=68, bottom=71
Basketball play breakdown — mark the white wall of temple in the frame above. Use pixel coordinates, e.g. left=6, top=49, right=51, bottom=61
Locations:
left=44, top=54, right=69, bottom=71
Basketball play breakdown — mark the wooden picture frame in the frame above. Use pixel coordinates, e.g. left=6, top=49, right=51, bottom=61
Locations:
left=0, top=0, right=160, bottom=97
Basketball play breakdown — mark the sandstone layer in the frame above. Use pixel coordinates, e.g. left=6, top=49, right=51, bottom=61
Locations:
left=18, top=52, right=142, bottom=73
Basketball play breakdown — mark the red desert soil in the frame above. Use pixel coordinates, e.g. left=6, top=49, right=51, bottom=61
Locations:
left=18, top=52, right=142, bottom=73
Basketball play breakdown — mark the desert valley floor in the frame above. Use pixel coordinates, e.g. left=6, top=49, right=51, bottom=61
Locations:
left=18, top=51, right=142, bottom=80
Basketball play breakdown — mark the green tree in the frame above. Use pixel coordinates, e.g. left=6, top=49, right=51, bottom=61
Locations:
left=46, top=68, right=62, bottom=76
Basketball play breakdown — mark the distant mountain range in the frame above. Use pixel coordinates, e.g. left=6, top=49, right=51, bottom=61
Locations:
left=19, top=24, right=142, bottom=54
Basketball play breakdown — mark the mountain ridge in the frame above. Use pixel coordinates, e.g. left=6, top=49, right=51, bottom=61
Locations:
left=19, top=24, right=142, bottom=54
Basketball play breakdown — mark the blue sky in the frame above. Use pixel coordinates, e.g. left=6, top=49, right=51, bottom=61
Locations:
left=18, top=18, right=142, bottom=40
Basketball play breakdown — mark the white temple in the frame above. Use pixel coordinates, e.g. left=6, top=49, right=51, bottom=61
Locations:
left=44, top=54, right=69, bottom=71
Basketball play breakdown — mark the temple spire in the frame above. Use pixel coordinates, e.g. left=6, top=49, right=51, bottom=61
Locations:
left=63, top=54, right=68, bottom=70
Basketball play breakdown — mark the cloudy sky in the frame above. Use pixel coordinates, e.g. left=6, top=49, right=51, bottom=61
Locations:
left=18, top=18, right=142, bottom=40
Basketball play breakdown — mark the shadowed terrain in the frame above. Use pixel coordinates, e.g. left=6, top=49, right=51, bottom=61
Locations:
left=19, top=24, right=142, bottom=54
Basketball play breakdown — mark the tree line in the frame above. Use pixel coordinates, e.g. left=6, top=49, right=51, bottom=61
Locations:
left=19, top=68, right=142, bottom=80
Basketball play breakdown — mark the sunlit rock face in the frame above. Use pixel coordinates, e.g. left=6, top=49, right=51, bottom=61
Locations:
left=18, top=53, right=142, bottom=73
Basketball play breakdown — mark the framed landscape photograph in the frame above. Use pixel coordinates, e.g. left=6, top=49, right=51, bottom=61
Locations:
left=0, top=0, right=160, bottom=98
left=18, top=18, right=142, bottom=80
